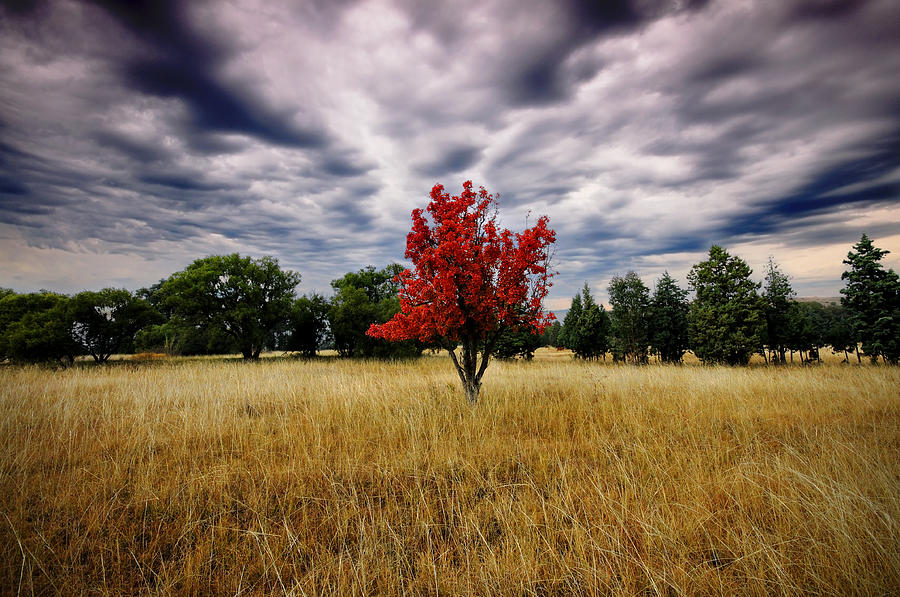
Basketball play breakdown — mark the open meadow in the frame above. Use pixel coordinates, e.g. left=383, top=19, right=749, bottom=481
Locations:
left=1, top=351, right=898, bottom=595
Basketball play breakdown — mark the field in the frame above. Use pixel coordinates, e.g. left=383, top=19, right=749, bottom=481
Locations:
left=1, top=351, right=898, bottom=595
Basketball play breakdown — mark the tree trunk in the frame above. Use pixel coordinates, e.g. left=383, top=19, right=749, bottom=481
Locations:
left=446, top=333, right=498, bottom=405
left=855, top=344, right=861, bottom=364
left=463, top=379, right=480, bottom=405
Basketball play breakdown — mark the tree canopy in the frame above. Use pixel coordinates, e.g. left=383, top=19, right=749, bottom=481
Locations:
left=688, top=245, right=765, bottom=365
left=563, top=283, right=609, bottom=360
left=608, top=272, right=650, bottom=364
left=158, top=254, right=300, bottom=359
left=762, top=257, right=795, bottom=364
left=283, top=293, right=331, bottom=358
left=648, top=272, right=689, bottom=364
left=0, top=292, right=78, bottom=365
left=68, top=288, right=160, bottom=363
left=841, top=234, right=900, bottom=364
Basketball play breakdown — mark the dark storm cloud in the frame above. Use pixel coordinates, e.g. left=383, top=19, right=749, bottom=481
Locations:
left=0, top=175, right=29, bottom=196
left=720, top=131, right=900, bottom=239
left=0, top=0, right=372, bottom=259
left=786, top=0, right=872, bottom=22
left=92, top=130, right=171, bottom=164
left=504, top=0, right=710, bottom=105
left=317, top=153, right=375, bottom=178
left=87, top=0, right=328, bottom=149
left=415, top=145, right=483, bottom=178
left=123, top=59, right=327, bottom=148
left=138, top=174, right=229, bottom=193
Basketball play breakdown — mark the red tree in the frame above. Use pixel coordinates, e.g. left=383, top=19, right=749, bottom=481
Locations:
left=367, top=181, right=556, bottom=403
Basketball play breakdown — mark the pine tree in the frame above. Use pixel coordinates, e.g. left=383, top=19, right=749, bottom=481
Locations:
left=840, top=234, right=900, bottom=364
left=762, top=257, right=795, bottom=364
left=559, top=291, right=583, bottom=353
left=608, top=271, right=650, bottom=364
left=688, top=245, right=765, bottom=365
left=576, top=283, right=610, bottom=360
left=648, top=272, right=689, bottom=364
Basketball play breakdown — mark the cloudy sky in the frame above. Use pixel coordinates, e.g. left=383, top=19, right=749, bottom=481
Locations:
left=1, top=0, right=899, bottom=309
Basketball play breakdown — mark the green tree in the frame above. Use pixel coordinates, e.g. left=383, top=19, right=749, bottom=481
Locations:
left=576, top=284, right=610, bottom=360
left=158, top=254, right=301, bottom=359
left=823, top=304, right=856, bottom=363
left=784, top=301, right=831, bottom=364
left=68, top=288, right=161, bottom=363
left=0, top=292, right=79, bottom=365
left=329, top=265, right=420, bottom=358
left=840, top=234, right=900, bottom=364
left=648, top=272, right=689, bottom=364
left=762, top=257, right=795, bottom=364
left=284, top=293, right=331, bottom=357
left=559, top=292, right=583, bottom=352
left=608, top=272, right=650, bottom=364
left=137, top=282, right=237, bottom=356
left=541, top=320, right=562, bottom=347
left=134, top=321, right=239, bottom=356
left=494, top=327, right=543, bottom=360
left=688, top=245, right=765, bottom=365
left=560, top=284, right=609, bottom=359
left=0, top=290, right=26, bottom=361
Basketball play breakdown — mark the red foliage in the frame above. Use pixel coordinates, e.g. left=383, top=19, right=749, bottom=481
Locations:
left=367, top=181, right=556, bottom=346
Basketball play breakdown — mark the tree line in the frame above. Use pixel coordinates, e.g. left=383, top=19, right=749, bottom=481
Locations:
left=551, top=234, right=899, bottom=365
left=0, top=255, right=423, bottom=365
left=0, top=234, right=897, bottom=366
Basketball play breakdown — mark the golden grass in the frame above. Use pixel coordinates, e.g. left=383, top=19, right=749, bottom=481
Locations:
left=1, top=355, right=897, bottom=595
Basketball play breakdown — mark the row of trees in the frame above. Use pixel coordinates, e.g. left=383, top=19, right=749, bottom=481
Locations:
left=1, top=235, right=896, bottom=367
left=556, top=235, right=898, bottom=365
left=0, top=255, right=421, bottom=365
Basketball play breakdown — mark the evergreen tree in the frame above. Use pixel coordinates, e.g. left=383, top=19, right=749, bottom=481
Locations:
left=762, top=257, right=795, bottom=364
left=688, top=245, right=765, bottom=365
left=608, top=271, right=650, bottom=364
left=784, top=301, right=830, bottom=364
left=648, top=272, right=689, bottom=363
left=823, top=305, right=855, bottom=363
left=559, top=291, right=583, bottom=352
left=576, top=284, right=610, bottom=360
left=494, top=327, right=543, bottom=360
left=840, top=234, right=900, bottom=364
left=541, top=320, right=562, bottom=347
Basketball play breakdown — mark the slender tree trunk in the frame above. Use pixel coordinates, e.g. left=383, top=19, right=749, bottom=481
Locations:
left=446, top=333, right=498, bottom=405
left=448, top=343, right=480, bottom=404
left=855, top=344, right=861, bottom=364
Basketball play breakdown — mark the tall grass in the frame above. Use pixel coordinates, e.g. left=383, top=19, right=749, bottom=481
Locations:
left=1, top=354, right=897, bottom=595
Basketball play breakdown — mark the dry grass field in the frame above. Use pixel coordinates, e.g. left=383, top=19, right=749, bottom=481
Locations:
left=1, top=351, right=898, bottom=595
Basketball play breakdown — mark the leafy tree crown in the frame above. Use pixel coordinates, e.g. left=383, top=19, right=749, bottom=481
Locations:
left=367, top=181, right=556, bottom=345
